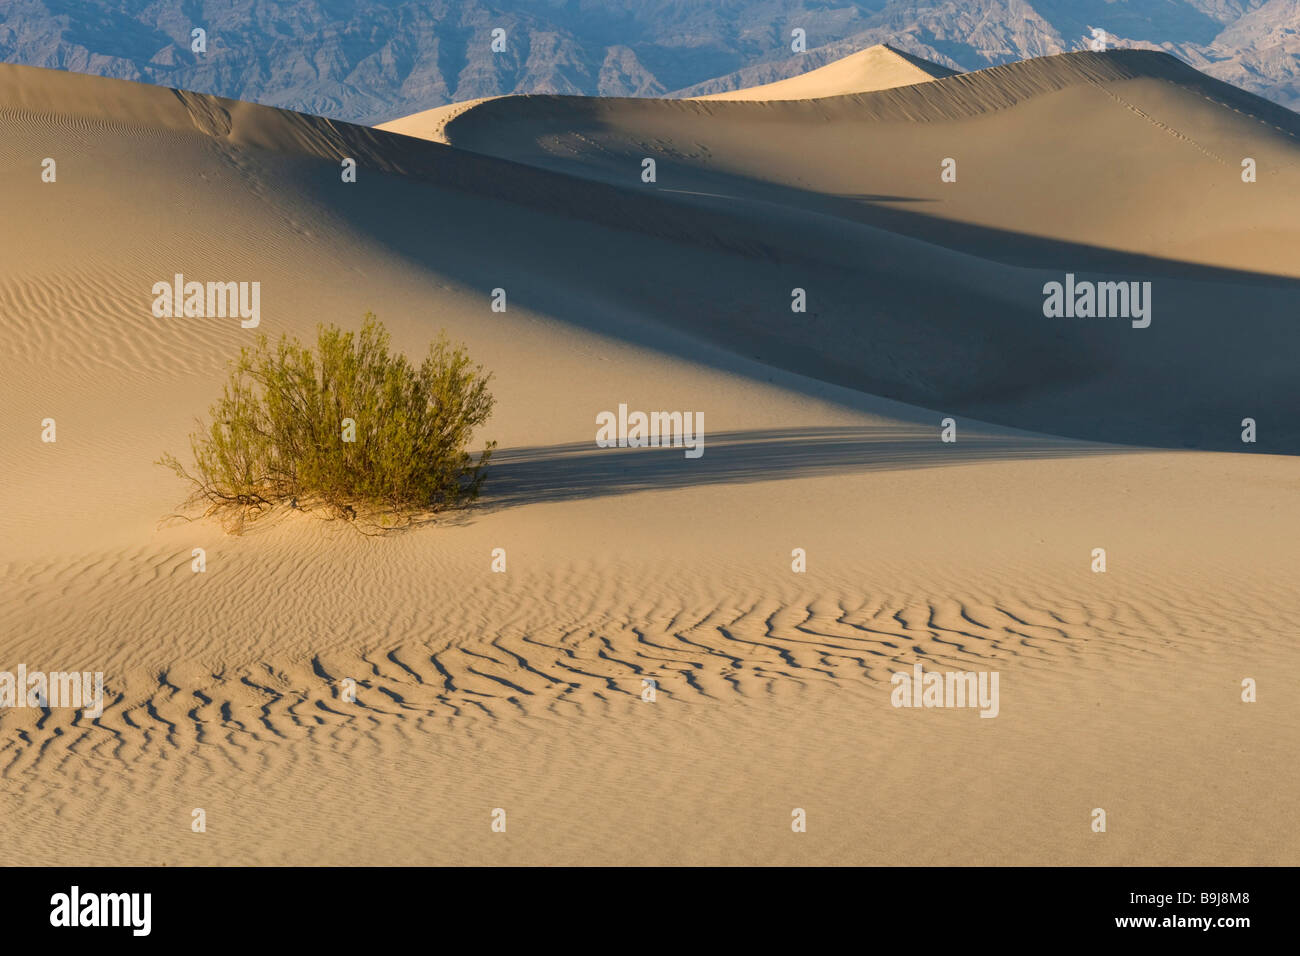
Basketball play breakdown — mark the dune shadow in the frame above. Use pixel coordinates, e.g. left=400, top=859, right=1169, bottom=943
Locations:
left=837, top=193, right=936, bottom=204
left=481, top=425, right=1137, bottom=508
left=267, top=106, right=1300, bottom=456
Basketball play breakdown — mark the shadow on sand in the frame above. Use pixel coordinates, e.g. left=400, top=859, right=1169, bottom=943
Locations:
left=482, top=425, right=1139, bottom=508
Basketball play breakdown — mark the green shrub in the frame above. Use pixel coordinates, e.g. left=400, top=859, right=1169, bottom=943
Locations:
left=160, top=314, right=496, bottom=532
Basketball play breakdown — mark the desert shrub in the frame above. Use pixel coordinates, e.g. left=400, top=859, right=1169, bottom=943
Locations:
left=160, top=314, right=495, bottom=532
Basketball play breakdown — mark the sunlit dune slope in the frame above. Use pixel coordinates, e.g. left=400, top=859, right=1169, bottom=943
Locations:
left=692, top=43, right=957, bottom=100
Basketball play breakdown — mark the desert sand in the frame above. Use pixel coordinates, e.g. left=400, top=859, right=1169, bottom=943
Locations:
left=1, top=48, right=1297, bottom=865
left=690, top=43, right=957, bottom=100
left=374, top=45, right=955, bottom=141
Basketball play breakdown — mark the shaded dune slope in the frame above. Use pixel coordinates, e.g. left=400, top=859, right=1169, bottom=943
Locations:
left=407, top=53, right=1300, bottom=451
left=436, top=50, right=1300, bottom=277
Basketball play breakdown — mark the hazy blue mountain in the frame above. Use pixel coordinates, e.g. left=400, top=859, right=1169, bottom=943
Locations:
left=1, top=0, right=1295, bottom=122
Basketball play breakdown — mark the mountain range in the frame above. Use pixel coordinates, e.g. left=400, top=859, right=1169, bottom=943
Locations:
left=2, top=0, right=1297, bottom=123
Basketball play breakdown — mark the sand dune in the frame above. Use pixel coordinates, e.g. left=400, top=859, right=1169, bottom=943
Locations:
left=375, top=45, right=955, bottom=141
left=384, top=50, right=1300, bottom=453
left=425, top=51, right=1300, bottom=277
left=376, top=96, right=498, bottom=145
left=691, top=44, right=956, bottom=100
left=2, top=51, right=1298, bottom=864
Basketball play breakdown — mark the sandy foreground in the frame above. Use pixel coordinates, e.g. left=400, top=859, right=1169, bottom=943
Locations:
left=1, top=49, right=1297, bottom=865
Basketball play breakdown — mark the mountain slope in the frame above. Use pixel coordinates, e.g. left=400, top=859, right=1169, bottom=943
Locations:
left=2, top=0, right=1299, bottom=123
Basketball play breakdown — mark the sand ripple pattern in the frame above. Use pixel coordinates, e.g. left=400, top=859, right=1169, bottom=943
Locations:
left=2, top=548, right=1293, bottom=790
